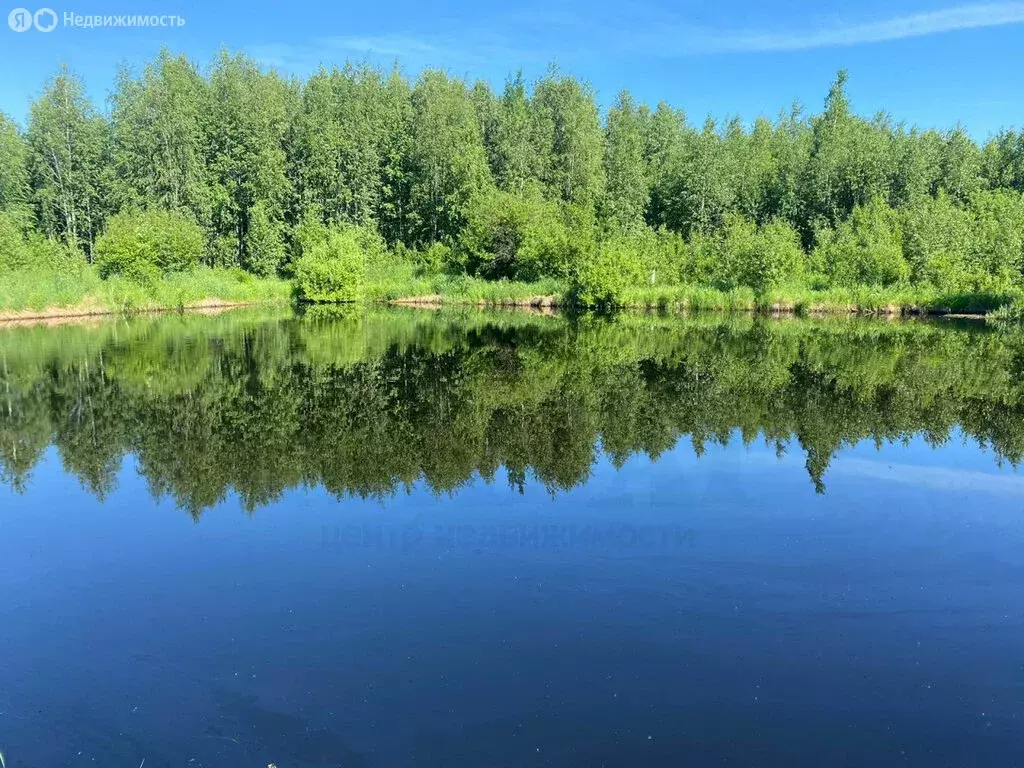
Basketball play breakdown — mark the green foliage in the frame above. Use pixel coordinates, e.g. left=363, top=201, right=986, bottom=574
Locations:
left=243, top=201, right=285, bottom=276
left=602, top=91, right=649, bottom=230
left=290, top=65, right=394, bottom=228
left=490, top=72, right=542, bottom=194
left=0, top=211, right=26, bottom=270
left=26, top=65, right=109, bottom=258
left=412, top=241, right=452, bottom=274
left=660, top=118, right=738, bottom=237
left=294, top=225, right=369, bottom=302
left=982, top=129, right=1024, bottom=193
left=6, top=55, right=1024, bottom=309
left=988, top=299, right=1024, bottom=326
left=457, top=186, right=594, bottom=281
left=0, top=112, right=30, bottom=219
left=812, top=198, right=909, bottom=287
left=900, top=193, right=974, bottom=290
left=206, top=50, right=294, bottom=270
left=708, top=216, right=804, bottom=293
left=966, top=189, right=1024, bottom=289
left=804, top=71, right=893, bottom=228
left=531, top=67, right=606, bottom=211
left=95, top=209, right=205, bottom=280
left=0, top=211, right=74, bottom=273
left=109, top=49, right=212, bottom=226
left=570, top=236, right=648, bottom=308
left=406, top=70, right=493, bottom=245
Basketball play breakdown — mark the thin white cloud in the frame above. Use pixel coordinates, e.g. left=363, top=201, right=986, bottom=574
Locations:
left=650, top=2, right=1024, bottom=54
left=250, top=36, right=445, bottom=74
left=326, top=35, right=443, bottom=59
left=251, top=2, right=1024, bottom=76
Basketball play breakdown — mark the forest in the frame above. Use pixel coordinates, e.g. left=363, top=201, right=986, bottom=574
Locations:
left=2, top=309, right=1024, bottom=515
left=2, top=49, right=1024, bottom=312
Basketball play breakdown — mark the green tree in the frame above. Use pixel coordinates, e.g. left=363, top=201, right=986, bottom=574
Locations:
left=888, top=126, right=941, bottom=209
left=716, top=215, right=805, bottom=293
left=804, top=71, right=892, bottom=231
left=207, top=50, right=294, bottom=270
left=294, top=224, right=369, bottom=302
left=731, top=117, right=777, bottom=223
left=26, top=65, right=109, bottom=259
left=981, top=130, right=1024, bottom=193
left=663, top=117, right=737, bottom=236
left=764, top=105, right=811, bottom=232
left=458, top=185, right=592, bottom=280
left=491, top=72, right=542, bottom=194
left=531, top=68, right=606, bottom=210
left=288, top=65, right=392, bottom=230
left=109, top=49, right=212, bottom=225
left=900, top=192, right=972, bottom=289
left=643, top=102, right=687, bottom=228
left=601, top=90, right=649, bottom=230
left=375, top=69, right=415, bottom=245
left=811, top=197, right=908, bottom=286
left=406, top=70, right=493, bottom=245
left=967, top=189, right=1024, bottom=289
left=0, top=112, right=30, bottom=220
left=938, top=125, right=982, bottom=203
left=470, top=79, right=500, bottom=175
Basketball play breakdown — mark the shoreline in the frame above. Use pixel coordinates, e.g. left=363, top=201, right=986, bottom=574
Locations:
left=385, top=295, right=992, bottom=319
left=0, top=294, right=999, bottom=329
left=0, top=298, right=283, bottom=327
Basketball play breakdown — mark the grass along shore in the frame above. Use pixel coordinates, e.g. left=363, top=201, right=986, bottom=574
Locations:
left=3, top=268, right=1017, bottom=322
left=367, top=276, right=1014, bottom=317
left=0, top=265, right=291, bottom=321
left=2, top=243, right=1019, bottom=323
left=360, top=254, right=1014, bottom=316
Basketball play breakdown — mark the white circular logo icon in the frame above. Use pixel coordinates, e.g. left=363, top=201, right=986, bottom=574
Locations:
left=33, top=7, right=56, bottom=31
left=8, top=7, right=32, bottom=31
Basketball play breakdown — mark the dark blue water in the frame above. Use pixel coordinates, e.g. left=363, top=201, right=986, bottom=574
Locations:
left=1, top=311, right=1023, bottom=767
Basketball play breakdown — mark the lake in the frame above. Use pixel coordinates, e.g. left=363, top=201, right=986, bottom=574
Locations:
left=1, top=308, right=1023, bottom=767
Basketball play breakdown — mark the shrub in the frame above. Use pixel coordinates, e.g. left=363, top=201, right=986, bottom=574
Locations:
left=716, top=216, right=805, bottom=294
left=988, top=299, right=1024, bottom=326
left=294, top=226, right=367, bottom=303
left=683, top=230, right=717, bottom=286
left=0, top=211, right=75, bottom=272
left=569, top=238, right=642, bottom=308
left=900, top=193, right=973, bottom=291
left=750, top=218, right=806, bottom=292
left=967, top=189, right=1024, bottom=290
left=811, top=198, right=909, bottom=287
left=414, top=241, right=452, bottom=275
left=294, top=217, right=386, bottom=262
left=243, top=202, right=285, bottom=277
left=208, top=235, right=239, bottom=269
left=0, top=211, right=25, bottom=270
left=95, top=209, right=205, bottom=279
left=648, top=228, right=688, bottom=286
left=530, top=201, right=597, bottom=281
left=458, top=186, right=596, bottom=281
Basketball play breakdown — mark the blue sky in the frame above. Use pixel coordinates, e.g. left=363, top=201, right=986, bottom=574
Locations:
left=0, top=0, right=1022, bottom=137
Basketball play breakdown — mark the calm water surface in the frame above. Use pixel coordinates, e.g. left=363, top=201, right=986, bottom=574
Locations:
left=1, top=309, right=1023, bottom=767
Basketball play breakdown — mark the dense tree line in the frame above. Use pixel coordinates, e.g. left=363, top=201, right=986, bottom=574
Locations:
left=2, top=309, right=1024, bottom=515
left=2, top=51, right=1024, bottom=302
